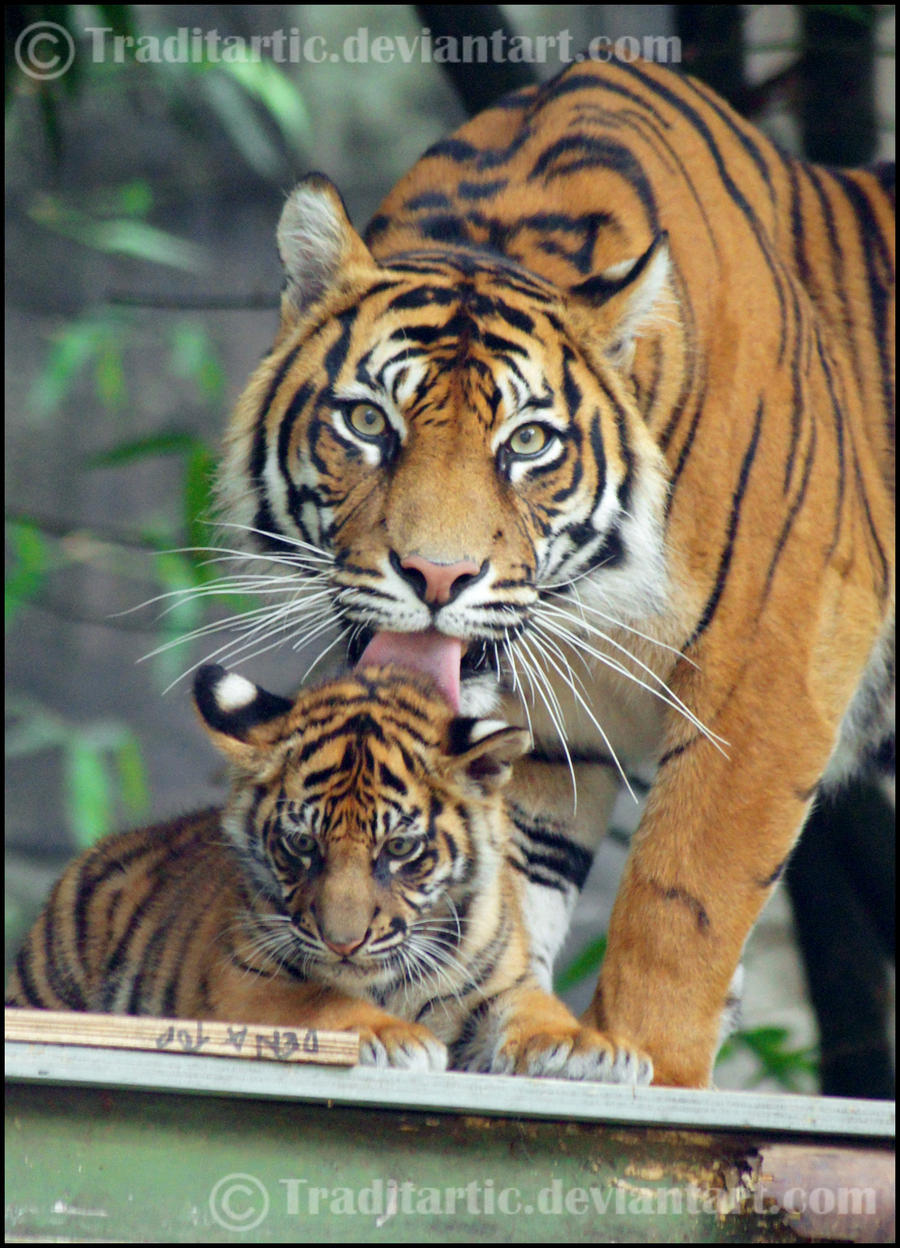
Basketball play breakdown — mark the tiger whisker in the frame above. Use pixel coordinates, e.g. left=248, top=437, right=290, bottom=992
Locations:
left=509, top=630, right=578, bottom=805
left=158, top=603, right=342, bottom=690
left=541, top=584, right=700, bottom=669
left=533, top=606, right=728, bottom=753
left=211, top=521, right=335, bottom=565
left=522, top=623, right=636, bottom=803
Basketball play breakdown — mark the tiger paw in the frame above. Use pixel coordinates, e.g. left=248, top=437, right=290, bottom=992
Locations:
left=472, top=1022, right=653, bottom=1084
left=354, top=1019, right=448, bottom=1072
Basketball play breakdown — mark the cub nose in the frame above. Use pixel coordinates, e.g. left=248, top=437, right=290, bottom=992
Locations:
left=398, top=555, right=481, bottom=605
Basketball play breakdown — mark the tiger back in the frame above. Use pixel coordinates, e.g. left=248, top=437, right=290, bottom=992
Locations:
left=217, top=56, right=894, bottom=1087
left=6, top=664, right=649, bottom=1080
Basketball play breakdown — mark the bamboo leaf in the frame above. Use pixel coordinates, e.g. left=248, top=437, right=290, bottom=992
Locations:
left=65, top=741, right=113, bottom=848
left=554, top=935, right=607, bottom=995
left=5, top=522, right=50, bottom=625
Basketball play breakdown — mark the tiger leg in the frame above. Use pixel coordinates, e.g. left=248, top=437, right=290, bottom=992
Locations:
left=453, top=981, right=652, bottom=1083
left=209, top=972, right=448, bottom=1072
left=583, top=693, right=835, bottom=1088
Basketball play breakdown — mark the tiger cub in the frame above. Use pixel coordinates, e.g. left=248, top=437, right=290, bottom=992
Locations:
left=6, top=664, right=649, bottom=1081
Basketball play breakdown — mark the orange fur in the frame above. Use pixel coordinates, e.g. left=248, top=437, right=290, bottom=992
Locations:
left=7, top=668, right=649, bottom=1080
left=212, top=59, right=891, bottom=1086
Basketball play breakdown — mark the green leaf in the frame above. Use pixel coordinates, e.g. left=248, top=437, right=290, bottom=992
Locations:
left=5, top=521, right=50, bottom=625
left=29, top=197, right=207, bottom=272
left=115, top=733, right=149, bottom=817
left=148, top=549, right=207, bottom=688
left=199, top=70, right=286, bottom=180
left=85, top=218, right=208, bottom=271
left=28, top=318, right=111, bottom=419
left=184, top=442, right=218, bottom=556
left=169, top=322, right=225, bottom=404
left=218, top=56, right=311, bottom=152
left=86, top=430, right=200, bottom=468
left=715, top=1026, right=819, bottom=1091
left=94, top=337, right=128, bottom=411
left=554, top=934, right=607, bottom=995
left=65, top=741, right=113, bottom=848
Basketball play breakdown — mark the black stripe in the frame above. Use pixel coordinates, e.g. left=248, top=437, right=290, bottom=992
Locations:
left=529, top=134, right=659, bottom=233
left=689, top=398, right=764, bottom=645
left=8, top=945, right=55, bottom=1008
left=616, top=60, right=788, bottom=360
left=250, top=343, right=304, bottom=552
left=828, top=169, right=895, bottom=433
left=42, top=888, right=88, bottom=1010
left=762, top=410, right=817, bottom=606
left=814, top=327, right=847, bottom=561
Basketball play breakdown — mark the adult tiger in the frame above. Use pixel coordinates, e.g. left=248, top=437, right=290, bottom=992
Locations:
left=218, top=57, right=895, bottom=1088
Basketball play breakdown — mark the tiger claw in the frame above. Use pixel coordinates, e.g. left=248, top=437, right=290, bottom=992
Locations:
left=476, top=1025, right=653, bottom=1084
left=356, top=1022, right=448, bottom=1072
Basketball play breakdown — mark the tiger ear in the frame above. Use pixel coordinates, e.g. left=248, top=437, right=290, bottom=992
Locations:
left=193, top=665, right=294, bottom=769
left=446, top=718, right=532, bottom=796
left=277, top=173, right=379, bottom=324
left=567, top=232, right=672, bottom=370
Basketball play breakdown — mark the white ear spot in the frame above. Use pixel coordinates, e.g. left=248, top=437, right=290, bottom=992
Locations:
left=213, top=673, right=258, bottom=713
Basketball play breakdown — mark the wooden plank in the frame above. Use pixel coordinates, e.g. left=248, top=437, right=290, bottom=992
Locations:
left=4, top=1007, right=359, bottom=1067
left=6, top=1038, right=894, bottom=1140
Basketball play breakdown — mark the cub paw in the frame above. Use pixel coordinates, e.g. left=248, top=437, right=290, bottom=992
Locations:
left=355, top=1019, right=448, bottom=1072
left=479, top=1024, right=653, bottom=1084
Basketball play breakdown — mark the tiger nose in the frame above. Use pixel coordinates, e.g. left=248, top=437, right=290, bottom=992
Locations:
left=399, top=555, right=481, bottom=605
left=323, top=934, right=366, bottom=957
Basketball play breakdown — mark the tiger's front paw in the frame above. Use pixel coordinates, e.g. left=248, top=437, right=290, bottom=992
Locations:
left=355, top=1018, right=448, bottom=1072
left=472, top=1021, right=653, bottom=1084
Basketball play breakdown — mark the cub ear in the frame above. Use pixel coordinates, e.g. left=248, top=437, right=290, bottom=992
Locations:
left=193, top=664, right=294, bottom=768
left=567, top=232, right=672, bottom=370
left=446, top=718, right=532, bottom=796
left=277, top=173, right=379, bottom=324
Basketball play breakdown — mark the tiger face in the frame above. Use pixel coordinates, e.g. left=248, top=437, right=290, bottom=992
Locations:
left=221, top=177, right=674, bottom=700
left=194, top=663, right=529, bottom=1004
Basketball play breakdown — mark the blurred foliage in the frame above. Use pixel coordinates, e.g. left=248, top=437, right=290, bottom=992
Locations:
left=5, top=5, right=312, bottom=854
left=6, top=692, right=149, bottom=849
left=555, top=935, right=607, bottom=996
left=716, top=1026, right=819, bottom=1092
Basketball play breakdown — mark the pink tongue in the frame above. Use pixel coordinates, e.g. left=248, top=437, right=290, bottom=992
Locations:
left=356, top=630, right=463, bottom=710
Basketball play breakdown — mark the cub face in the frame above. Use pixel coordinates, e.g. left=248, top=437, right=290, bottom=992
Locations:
left=194, top=663, right=530, bottom=996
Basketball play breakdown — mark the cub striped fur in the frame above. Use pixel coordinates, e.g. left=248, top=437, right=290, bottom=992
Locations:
left=6, top=665, right=650, bottom=1081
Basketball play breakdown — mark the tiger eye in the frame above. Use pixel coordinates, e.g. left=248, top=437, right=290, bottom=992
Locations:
left=285, top=832, right=317, bottom=858
left=384, top=834, right=418, bottom=859
left=347, top=403, right=388, bottom=439
left=506, top=423, right=550, bottom=457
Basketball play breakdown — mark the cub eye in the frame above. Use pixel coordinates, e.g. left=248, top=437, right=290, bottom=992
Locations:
left=346, top=403, right=388, bottom=440
left=505, top=422, right=552, bottom=458
left=383, top=834, right=418, bottom=860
